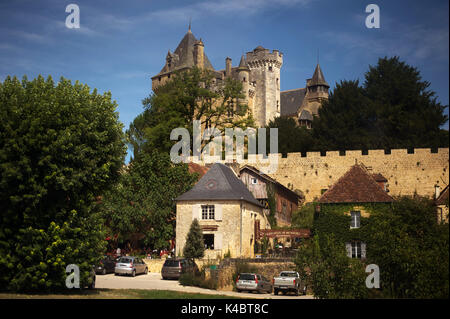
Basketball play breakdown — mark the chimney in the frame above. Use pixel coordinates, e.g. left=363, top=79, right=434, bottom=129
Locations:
left=225, top=57, right=232, bottom=77
left=435, top=184, right=441, bottom=199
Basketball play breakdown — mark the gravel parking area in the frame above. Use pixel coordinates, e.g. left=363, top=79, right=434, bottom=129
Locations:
left=96, top=273, right=313, bottom=299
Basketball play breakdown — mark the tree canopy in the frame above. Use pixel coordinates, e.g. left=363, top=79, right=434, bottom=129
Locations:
left=127, top=67, right=255, bottom=157
left=0, top=75, right=126, bottom=291
left=100, top=151, right=198, bottom=251
left=268, top=56, right=449, bottom=153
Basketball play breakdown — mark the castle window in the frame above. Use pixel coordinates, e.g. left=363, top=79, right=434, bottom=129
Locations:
left=168, top=74, right=171, bottom=79
left=251, top=177, right=257, bottom=185
left=243, top=77, right=246, bottom=82
left=269, top=66, right=273, bottom=72
left=277, top=100, right=279, bottom=111
left=158, top=76, right=161, bottom=82
left=276, top=78, right=279, bottom=89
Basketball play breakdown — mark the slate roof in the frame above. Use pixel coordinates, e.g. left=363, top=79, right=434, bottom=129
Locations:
left=318, top=164, right=394, bottom=204
left=309, top=64, right=329, bottom=87
left=436, top=185, right=449, bottom=206
left=299, top=110, right=313, bottom=121
left=239, top=165, right=302, bottom=201
left=155, top=30, right=215, bottom=77
left=280, top=88, right=306, bottom=117
left=176, top=163, right=263, bottom=207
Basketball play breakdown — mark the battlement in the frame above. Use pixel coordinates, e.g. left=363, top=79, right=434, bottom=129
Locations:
left=246, top=47, right=283, bottom=68
left=189, top=148, right=449, bottom=203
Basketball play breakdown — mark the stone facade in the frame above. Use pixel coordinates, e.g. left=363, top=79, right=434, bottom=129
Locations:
left=175, top=200, right=270, bottom=259
left=189, top=148, right=449, bottom=203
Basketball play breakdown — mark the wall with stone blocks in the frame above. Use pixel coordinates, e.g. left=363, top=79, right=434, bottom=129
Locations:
left=191, top=148, right=449, bottom=203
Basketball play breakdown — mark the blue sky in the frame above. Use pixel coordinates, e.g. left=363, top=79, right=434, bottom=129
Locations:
left=1, top=0, right=448, bottom=160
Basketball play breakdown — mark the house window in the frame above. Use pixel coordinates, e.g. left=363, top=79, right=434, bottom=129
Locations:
left=201, top=205, right=215, bottom=220
left=251, top=177, right=257, bottom=185
left=350, top=211, right=361, bottom=229
left=352, top=241, right=361, bottom=258
left=204, top=234, right=214, bottom=250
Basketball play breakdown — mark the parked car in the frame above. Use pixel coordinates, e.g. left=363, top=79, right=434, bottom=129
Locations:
left=273, top=271, right=305, bottom=296
left=161, top=258, right=199, bottom=280
left=95, top=255, right=117, bottom=275
left=114, top=256, right=148, bottom=277
left=236, top=273, right=273, bottom=294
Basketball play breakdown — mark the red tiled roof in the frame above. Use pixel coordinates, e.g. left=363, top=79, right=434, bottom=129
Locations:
left=188, top=162, right=209, bottom=180
left=319, top=164, right=394, bottom=204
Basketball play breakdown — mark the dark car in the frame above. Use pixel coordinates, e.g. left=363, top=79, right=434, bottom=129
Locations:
left=95, top=255, right=117, bottom=275
left=161, top=258, right=199, bottom=280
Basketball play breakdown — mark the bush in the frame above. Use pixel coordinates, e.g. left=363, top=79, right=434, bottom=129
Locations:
left=179, top=272, right=218, bottom=290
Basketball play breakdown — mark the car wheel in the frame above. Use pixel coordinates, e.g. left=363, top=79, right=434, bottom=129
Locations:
left=236, top=289, right=241, bottom=293
left=295, top=288, right=299, bottom=296
left=132, top=270, right=136, bottom=277
left=114, top=273, right=119, bottom=276
left=102, top=268, right=106, bottom=275
left=274, top=289, right=279, bottom=295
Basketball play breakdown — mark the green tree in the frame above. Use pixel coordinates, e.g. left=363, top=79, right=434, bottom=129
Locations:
left=313, top=57, right=448, bottom=151
left=183, top=219, right=205, bottom=260
left=313, top=80, right=376, bottom=151
left=266, top=117, right=315, bottom=155
left=366, top=196, right=449, bottom=298
left=128, top=67, right=255, bottom=155
left=0, top=75, right=126, bottom=291
left=100, top=150, right=198, bottom=251
left=295, top=234, right=368, bottom=299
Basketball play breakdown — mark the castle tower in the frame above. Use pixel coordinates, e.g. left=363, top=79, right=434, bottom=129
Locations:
left=246, top=46, right=283, bottom=127
left=304, top=64, right=329, bottom=115
left=194, top=39, right=204, bottom=69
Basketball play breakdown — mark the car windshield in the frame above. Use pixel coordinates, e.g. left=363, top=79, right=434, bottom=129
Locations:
left=239, top=274, right=256, bottom=281
left=164, top=260, right=180, bottom=267
left=280, top=272, right=297, bottom=277
left=118, top=257, right=133, bottom=263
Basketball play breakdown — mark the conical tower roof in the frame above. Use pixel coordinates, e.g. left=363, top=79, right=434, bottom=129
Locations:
left=238, top=55, right=249, bottom=70
left=156, top=28, right=215, bottom=75
left=309, top=64, right=329, bottom=87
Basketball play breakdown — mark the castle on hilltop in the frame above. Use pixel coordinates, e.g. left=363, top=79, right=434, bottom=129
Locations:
left=151, top=26, right=329, bottom=128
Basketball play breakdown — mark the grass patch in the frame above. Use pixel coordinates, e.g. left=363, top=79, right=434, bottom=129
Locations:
left=0, top=289, right=240, bottom=299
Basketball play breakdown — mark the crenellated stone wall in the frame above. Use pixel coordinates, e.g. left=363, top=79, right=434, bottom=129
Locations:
left=190, top=148, right=449, bottom=203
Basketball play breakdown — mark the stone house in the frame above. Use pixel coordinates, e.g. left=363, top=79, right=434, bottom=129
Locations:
left=175, top=163, right=270, bottom=259
left=435, top=184, right=449, bottom=223
left=239, top=165, right=302, bottom=226
left=317, top=163, right=394, bottom=259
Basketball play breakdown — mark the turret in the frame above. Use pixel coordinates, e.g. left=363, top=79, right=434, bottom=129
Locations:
left=194, top=39, right=204, bottom=69
left=305, top=64, right=329, bottom=114
left=245, top=46, right=283, bottom=126
left=225, top=57, right=232, bottom=77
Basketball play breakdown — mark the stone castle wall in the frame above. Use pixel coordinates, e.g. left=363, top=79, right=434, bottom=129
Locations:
left=191, top=148, right=449, bottom=203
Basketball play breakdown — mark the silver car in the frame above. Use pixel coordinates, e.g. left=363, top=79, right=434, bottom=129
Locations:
left=236, top=273, right=273, bottom=294
left=114, top=256, right=148, bottom=277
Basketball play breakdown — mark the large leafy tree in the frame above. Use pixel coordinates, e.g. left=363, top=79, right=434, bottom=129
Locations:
left=366, top=196, right=449, bottom=298
left=313, top=56, right=448, bottom=150
left=100, top=151, right=198, bottom=251
left=266, top=117, right=315, bottom=155
left=295, top=234, right=368, bottom=299
left=127, top=67, right=255, bottom=156
left=0, top=75, right=126, bottom=291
